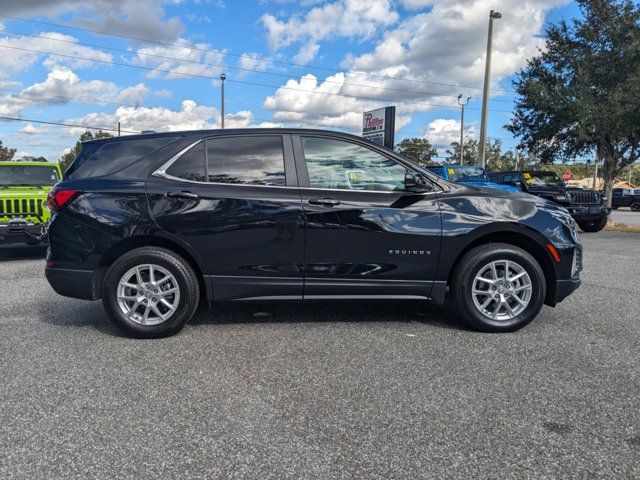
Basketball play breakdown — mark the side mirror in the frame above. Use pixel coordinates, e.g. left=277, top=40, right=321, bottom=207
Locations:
left=405, top=172, right=432, bottom=193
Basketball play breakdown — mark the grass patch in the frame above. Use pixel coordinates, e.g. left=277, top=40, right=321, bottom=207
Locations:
left=603, top=220, right=640, bottom=233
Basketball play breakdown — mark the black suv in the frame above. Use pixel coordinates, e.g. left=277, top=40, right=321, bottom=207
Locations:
left=488, top=170, right=609, bottom=232
left=45, top=129, right=582, bottom=338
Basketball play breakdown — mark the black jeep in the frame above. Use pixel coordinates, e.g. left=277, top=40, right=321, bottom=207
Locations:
left=489, top=170, right=610, bottom=232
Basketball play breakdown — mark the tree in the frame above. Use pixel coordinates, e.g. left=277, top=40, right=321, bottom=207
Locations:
left=59, top=130, right=113, bottom=172
left=0, top=139, right=17, bottom=162
left=508, top=0, right=640, bottom=208
left=446, top=138, right=478, bottom=165
left=18, top=155, right=48, bottom=162
left=395, top=137, right=438, bottom=166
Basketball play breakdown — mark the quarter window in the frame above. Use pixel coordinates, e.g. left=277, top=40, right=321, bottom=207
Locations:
left=301, top=137, right=407, bottom=192
left=206, top=136, right=285, bottom=186
left=166, top=141, right=206, bottom=182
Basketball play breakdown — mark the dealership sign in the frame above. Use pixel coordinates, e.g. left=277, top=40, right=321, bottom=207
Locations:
left=362, top=106, right=396, bottom=149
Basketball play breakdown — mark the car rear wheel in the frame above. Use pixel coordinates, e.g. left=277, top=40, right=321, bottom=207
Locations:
left=631, top=203, right=640, bottom=212
left=577, top=215, right=608, bottom=232
left=450, top=243, right=546, bottom=332
left=102, top=247, right=200, bottom=338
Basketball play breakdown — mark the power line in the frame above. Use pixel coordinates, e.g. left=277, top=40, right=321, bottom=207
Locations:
left=0, top=30, right=516, bottom=104
left=0, top=44, right=515, bottom=115
left=0, top=13, right=517, bottom=95
left=0, top=115, right=139, bottom=133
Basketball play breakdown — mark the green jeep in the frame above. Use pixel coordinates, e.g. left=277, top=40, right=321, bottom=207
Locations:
left=0, top=161, right=62, bottom=245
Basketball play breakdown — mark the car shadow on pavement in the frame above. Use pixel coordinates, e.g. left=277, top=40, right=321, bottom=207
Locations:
left=0, top=244, right=47, bottom=261
left=36, top=297, right=469, bottom=338
left=193, top=299, right=469, bottom=332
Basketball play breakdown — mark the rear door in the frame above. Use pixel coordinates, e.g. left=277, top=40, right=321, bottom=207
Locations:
left=147, top=134, right=305, bottom=300
left=292, top=134, right=442, bottom=299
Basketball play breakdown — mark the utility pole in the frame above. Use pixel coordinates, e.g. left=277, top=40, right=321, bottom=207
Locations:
left=457, top=94, right=471, bottom=165
left=220, top=73, right=226, bottom=129
left=117, top=121, right=121, bottom=137
left=478, top=10, right=502, bottom=168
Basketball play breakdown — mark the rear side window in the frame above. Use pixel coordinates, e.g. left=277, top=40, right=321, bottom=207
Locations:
left=65, top=137, right=177, bottom=180
left=166, top=142, right=206, bottom=182
left=206, top=136, right=285, bottom=186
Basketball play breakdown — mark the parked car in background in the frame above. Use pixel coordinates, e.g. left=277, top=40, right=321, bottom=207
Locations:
left=488, top=170, right=610, bottom=232
left=610, top=188, right=640, bottom=211
left=427, top=164, right=520, bottom=192
left=0, top=161, right=61, bottom=245
left=45, top=129, right=582, bottom=338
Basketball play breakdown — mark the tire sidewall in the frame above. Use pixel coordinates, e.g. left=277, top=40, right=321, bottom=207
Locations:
left=456, top=246, right=546, bottom=332
left=103, top=250, right=197, bottom=338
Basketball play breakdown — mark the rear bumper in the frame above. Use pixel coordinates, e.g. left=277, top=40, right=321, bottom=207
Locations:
left=0, top=222, right=46, bottom=245
left=45, top=267, right=99, bottom=300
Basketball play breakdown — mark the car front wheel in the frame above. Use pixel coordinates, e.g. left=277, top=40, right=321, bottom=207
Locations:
left=102, top=247, right=200, bottom=338
left=631, top=203, right=640, bottom=212
left=450, top=243, right=546, bottom=333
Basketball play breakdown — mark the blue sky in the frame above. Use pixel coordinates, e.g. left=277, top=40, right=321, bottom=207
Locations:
left=0, top=0, right=581, bottom=161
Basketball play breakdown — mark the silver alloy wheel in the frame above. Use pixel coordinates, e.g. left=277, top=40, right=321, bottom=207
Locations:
left=116, top=264, right=181, bottom=326
left=471, top=259, right=532, bottom=321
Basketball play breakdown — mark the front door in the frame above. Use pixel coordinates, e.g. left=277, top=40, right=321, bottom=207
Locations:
left=147, top=134, right=305, bottom=300
left=292, top=134, right=442, bottom=299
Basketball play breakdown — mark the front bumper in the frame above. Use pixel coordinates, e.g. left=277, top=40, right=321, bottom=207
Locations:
left=566, top=205, right=610, bottom=221
left=45, top=266, right=99, bottom=300
left=0, top=221, right=47, bottom=245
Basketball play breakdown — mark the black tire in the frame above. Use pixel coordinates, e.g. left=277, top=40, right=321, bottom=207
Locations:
left=577, top=215, right=608, bottom=232
left=102, top=247, right=200, bottom=338
left=450, top=243, right=546, bottom=333
left=631, top=203, right=640, bottom=212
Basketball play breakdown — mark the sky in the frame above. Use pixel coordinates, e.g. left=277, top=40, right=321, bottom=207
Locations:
left=0, top=0, right=581, bottom=162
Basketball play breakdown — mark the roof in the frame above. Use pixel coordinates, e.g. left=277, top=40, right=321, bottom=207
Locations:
left=82, top=128, right=368, bottom=145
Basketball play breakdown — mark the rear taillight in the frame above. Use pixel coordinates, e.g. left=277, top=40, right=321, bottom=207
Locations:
left=47, top=188, right=81, bottom=212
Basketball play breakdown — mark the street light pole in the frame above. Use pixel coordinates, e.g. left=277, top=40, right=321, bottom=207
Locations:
left=478, top=10, right=501, bottom=168
left=220, top=73, right=226, bottom=129
left=457, top=94, right=471, bottom=165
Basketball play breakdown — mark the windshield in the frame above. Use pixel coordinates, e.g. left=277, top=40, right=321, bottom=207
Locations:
left=523, top=171, right=564, bottom=187
left=0, top=164, right=60, bottom=186
left=447, top=166, right=489, bottom=182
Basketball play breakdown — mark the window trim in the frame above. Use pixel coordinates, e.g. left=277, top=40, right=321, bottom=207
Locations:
left=153, top=134, right=295, bottom=188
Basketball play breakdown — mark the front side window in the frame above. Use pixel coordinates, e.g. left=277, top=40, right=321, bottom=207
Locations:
left=207, top=136, right=285, bottom=186
left=301, top=137, right=407, bottom=192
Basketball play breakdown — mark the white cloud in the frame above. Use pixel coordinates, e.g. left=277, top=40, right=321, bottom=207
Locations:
left=259, top=0, right=564, bottom=133
left=0, top=68, right=149, bottom=117
left=342, top=0, right=567, bottom=94
left=5, top=1, right=184, bottom=42
left=0, top=31, right=113, bottom=80
left=260, top=0, right=399, bottom=63
left=66, top=100, right=218, bottom=135
left=263, top=73, right=412, bottom=132
left=422, top=118, right=475, bottom=148
left=130, top=38, right=225, bottom=81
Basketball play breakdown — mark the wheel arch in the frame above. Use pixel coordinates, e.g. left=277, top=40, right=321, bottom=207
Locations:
left=444, top=226, right=557, bottom=306
left=95, top=234, right=209, bottom=301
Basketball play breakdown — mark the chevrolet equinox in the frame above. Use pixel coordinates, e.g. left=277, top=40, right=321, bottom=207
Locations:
left=45, top=129, right=582, bottom=338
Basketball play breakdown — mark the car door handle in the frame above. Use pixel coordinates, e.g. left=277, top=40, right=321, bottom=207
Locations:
left=165, top=191, right=199, bottom=199
left=308, top=197, right=341, bottom=207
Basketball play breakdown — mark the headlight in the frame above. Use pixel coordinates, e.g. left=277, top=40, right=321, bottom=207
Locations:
left=601, top=195, right=607, bottom=204
left=538, top=205, right=575, bottom=229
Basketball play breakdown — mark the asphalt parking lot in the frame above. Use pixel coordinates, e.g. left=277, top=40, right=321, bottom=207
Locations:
left=612, top=208, right=640, bottom=226
left=1, top=232, right=639, bottom=479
